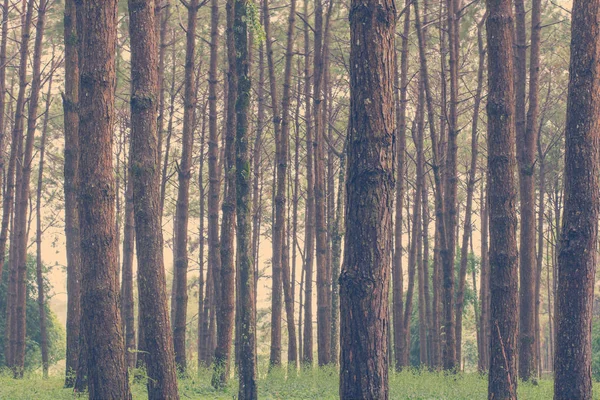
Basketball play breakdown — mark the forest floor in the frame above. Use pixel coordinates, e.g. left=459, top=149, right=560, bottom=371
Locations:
left=1, top=366, right=599, bottom=399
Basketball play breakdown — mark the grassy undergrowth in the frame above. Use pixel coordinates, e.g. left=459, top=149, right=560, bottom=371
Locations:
left=1, top=366, right=599, bottom=399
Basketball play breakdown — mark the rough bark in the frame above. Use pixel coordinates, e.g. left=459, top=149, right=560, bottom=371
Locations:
left=455, top=14, right=485, bottom=366
left=121, top=153, right=136, bottom=369
left=393, top=0, right=410, bottom=371
left=554, top=1, right=600, bottom=398
left=77, top=0, right=131, bottom=396
left=63, top=0, right=83, bottom=385
left=128, top=0, right=180, bottom=397
left=213, top=0, right=237, bottom=385
left=302, top=0, right=315, bottom=365
left=340, top=0, right=395, bottom=397
left=13, top=0, right=45, bottom=376
left=233, top=0, right=257, bottom=397
left=486, top=0, right=519, bottom=397
left=172, top=0, right=199, bottom=371
left=35, top=63, right=54, bottom=379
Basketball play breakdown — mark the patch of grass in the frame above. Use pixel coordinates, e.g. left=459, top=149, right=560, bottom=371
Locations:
left=2, top=367, right=600, bottom=399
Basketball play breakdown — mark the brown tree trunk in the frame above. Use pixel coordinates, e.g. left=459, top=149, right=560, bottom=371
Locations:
left=0, top=0, right=10, bottom=279
left=77, top=0, right=131, bottom=396
left=233, top=0, right=256, bottom=397
left=63, top=0, right=82, bottom=387
left=441, top=0, right=459, bottom=371
left=13, top=0, right=46, bottom=376
left=262, top=0, right=283, bottom=368
left=206, top=0, right=221, bottom=369
left=213, top=0, right=236, bottom=385
left=393, top=0, right=409, bottom=372
left=302, top=0, right=315, bottom=366
left=279, top=0, right=299, bottom=369
left=172, top=0, right=199, bottom=371
left=128, top=0, right=180, bottom=397
left=486, top=0, right=519, bottom=397
left=121, top=152, right=136, bottom=369
left=554, top=1, right=600, bottom=398
left=340, top=0, right=395, bottom=397
left=455, top=14, right=485, bottom=366
left=313, top=0, right=331, bottom=367
left=35, top=61, right=54, bottom=379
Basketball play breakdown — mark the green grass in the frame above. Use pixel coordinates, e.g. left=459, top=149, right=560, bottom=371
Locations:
left=1, top=367, right=600, bottom=399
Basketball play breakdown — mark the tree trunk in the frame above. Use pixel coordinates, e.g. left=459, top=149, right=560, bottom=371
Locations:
left=121, top=152, right=136, bottom=369
left=62, top=0, right=82, bottom=387
left=302, top=0, right=315, bottom=366
left=172, top=0, right=199, bottom=371
left=77, top=0, right=131, bottom=396
left=554, top=1, right=600, bottom=398
left=0, top=0, right=10, bottom=279
left=486, top=0, right=519, bottom=397
left=35, top=62, right=54, bottom=379
left=232, top=0, right=256, bottom=396
left=128, top=0, right=180, bottom=397
left=393, top=0, right=409, bottom=372
left=213, top=0, right=237, bottom=385
left=13, top=0, right=45, bottom=376
left=455, top=14, right=485, bottom=366
left=206, top=0, right=222, bottom=369
left=340, top=0, right=395, bottom=397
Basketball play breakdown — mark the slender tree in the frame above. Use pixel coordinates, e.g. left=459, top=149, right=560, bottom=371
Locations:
left=486, top=0, right=519, bottom=397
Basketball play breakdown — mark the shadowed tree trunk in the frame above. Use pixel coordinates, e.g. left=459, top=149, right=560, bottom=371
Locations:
left=128, top=0, right=180, bottom=397
left=302, top=0, right=315, bottom=366
left=233, top=0, right=256, bottom=397
left=77, top=0, right=131, bottom=397
left=340, top=0, right=395, bottom=397
left=455, top=13, right=485, bottom=366
left=486, top=0, right=519, bottom=397
left=13, top=0, right=47, bottom=377
left=0, top=0, right=11, bottom=279
left=172, top=0, right=199, bottom=371
left=393, top=0, right=410, bottom=371
left=35, top=61, right=54, bottom=379
left=62, top=0, right=83, bottom=387
left=554, top=1, right=600, bottom=398
left=121, top=152, right=136, bottom=369
left=213, top=0, right=237, bottom=386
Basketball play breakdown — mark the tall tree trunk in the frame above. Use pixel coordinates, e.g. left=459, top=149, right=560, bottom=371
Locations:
left=172, top=0, right=199, bottom=371
left=313, top=0, right=331, bottom=366
left=486, top=0, right=519, bottom=397
left=232, top=0, right=257, bottom=396
left=35, top=63, right=54, bottom=379
left=554, top=1, right=600, bottom=398
left=393, top=0, right=410, bottom=371
left=77, top=0, right=131, bottom=396
left=121, top=152, right=136, bottom=369
left=442, top=0, right=459, bottom=371
left=13, top=0, right=46, bottom=376
left=262, top=0, right=283, bottom=367
left=63, top=0, right=83, bottom=387
left=414, top=0, right=448, bottom=370
left=0, top=0, right=10, bottom=279
left=479, top=173, right=490, bottom=373
left=128, top=0, right=181, bottom=397
left=279, top=0, right=299, bottom=369
left=302, top=0, right=315, bottom=365
left=213, top=0, right=237, bottom=385
left=455, top=14, right=485, bottom=366
left=206, top=0, right=222, bottom=369
left=340, top=0, right=395, bottom=397
left=197, top=103, right=208, bottom=368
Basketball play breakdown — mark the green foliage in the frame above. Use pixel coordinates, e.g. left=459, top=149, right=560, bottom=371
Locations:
left=0, top=255, right=66, bottom=371
left=3, top=368, right=600, bottom=399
